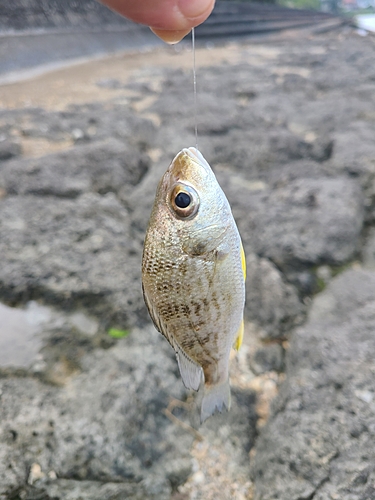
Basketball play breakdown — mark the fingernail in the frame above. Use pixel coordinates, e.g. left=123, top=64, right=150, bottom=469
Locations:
left=150, top=27, right=191, bottom=44
left=178, top=0, right=214, bottom=20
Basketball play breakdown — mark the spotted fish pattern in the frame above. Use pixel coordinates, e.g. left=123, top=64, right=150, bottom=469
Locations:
left=142, top=147, right=246, bottom=422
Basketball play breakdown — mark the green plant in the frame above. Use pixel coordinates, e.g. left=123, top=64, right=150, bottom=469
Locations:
left=108, top=328, right=130, bottom=339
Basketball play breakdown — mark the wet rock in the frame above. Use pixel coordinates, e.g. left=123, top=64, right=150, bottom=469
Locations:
left=251, top=269, right=375, bottom=500
left=0, top=301, right=49, bottom=369
left=0, top=300, right=104, bottom=385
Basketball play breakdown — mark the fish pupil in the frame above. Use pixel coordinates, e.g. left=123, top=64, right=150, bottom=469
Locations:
left=175, top=192, right=191, bottom=209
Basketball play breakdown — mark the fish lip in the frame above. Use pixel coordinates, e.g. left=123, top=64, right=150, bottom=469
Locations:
left=182, top=147, right=212, bottom=173
left=168, top=148, right=210, bottom=184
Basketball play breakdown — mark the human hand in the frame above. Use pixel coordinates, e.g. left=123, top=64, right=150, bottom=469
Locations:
left=100, top=0, right=215, bottom=43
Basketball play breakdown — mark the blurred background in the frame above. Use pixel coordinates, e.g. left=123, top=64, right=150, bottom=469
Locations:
left=1, top=0, right=372, bottom=79
left=1, top=1, right=375, bottom=500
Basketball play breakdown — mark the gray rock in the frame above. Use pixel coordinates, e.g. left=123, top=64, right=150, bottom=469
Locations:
left=217, top=167, right=363, bottom=294
left=0, top=325, right=192, bottom=500
left=0, top=139, right=149, bottom=198
left=200, top=387, right=257, bottom=464
left=3, top=28, right=375, bottom=500
left=251, top=269, right=375, bottom=500
left=0, top=139, right=21, bottom=161
left=0, top=103, right=157, bottom=152
left=231, top=176, right=363, bottom=271
left=0, top=317, right=258, bottom=500
left=268, top=129, right=333, bottom=163
left=5, top=481, right=146, bottom=500
left=362, top=227, right=375, bottom=269
left=96, top=78, right=124, bottom=90
left=0, top=193, right=145, bottom=327
left=212, top=129, right=333, bottom=178
left=249, top=343, right=284, bottom=375
left=245, top=253, right=304, bottom=339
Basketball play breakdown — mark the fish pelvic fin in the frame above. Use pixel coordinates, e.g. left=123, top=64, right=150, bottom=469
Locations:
left=201, top=379, right=231, bottom=423
left=175, top=343, right=203, bottom=391
left=233, top=319, right=244, bottom=351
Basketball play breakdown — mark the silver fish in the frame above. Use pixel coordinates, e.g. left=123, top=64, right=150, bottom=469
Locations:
left=142, top=147, right=246, bottom=422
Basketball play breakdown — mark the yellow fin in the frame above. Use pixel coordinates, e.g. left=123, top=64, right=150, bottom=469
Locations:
left=233, top=319, right=244, bottom=351
left=240, top=242, right=246, bottom=281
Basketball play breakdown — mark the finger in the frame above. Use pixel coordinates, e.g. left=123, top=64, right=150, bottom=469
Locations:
left=100, top=0, right=215, bottom=31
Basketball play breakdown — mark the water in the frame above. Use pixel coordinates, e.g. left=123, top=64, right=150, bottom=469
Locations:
left=0, top=26, right=165, bottom=83
left=0, top=301, right=99, bottom=369
left=356, top=14, right=375, bottom=32
left=0, top=301, right=49, bottom=369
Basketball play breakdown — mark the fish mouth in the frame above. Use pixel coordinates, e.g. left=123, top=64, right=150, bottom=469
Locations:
left=168, top=147, right=211, bottom=184
left=184, top=147, right=212, bottom=173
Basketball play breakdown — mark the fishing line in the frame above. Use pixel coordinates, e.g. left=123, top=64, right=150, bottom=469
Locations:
left=192, top=27, right=198, bottom=150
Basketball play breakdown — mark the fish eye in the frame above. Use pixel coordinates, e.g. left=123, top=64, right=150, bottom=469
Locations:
left=175, top=192, right=191, bottom=208
left=169, top=184, right=199, bottom=219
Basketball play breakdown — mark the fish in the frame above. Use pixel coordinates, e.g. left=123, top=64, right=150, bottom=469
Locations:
left=142, top=147, right=246, bottom=422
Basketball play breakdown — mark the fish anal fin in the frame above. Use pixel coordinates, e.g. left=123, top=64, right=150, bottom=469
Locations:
left=175, top=343, right=203, bottom=391
left=233, top=319, right=244, bottom=351
left=201, top=379, right=231, bottom=423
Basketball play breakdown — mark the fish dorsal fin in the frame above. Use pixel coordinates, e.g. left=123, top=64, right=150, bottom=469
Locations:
left=174, top=342, right=203, bottom=391
left=233, top=319, right=244, bottom=351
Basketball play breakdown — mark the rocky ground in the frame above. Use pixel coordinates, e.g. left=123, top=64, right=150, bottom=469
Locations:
left=1, top=25, right=375, bottom=500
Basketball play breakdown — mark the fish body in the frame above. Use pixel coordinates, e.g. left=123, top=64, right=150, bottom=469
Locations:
left=142, top=147, right=246, bottom=422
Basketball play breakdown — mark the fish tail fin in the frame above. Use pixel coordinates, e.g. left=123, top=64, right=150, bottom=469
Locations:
left=201, top=379, right=231, bottom=423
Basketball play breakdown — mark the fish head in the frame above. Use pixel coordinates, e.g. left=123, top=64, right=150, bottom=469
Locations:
left=152, top=147, right=233, bottom=256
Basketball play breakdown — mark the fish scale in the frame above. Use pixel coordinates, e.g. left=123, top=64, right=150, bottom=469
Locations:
left=142, top=147, right=246, bottom=422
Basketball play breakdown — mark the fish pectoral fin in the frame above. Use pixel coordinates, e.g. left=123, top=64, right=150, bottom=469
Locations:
left=142, top=283, right=163, bottom=334
left=182, top=224, right=228, bottom=256
left=233, top=319, right=244, bottom=351
left=174, top=343, right=203, bottom=391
